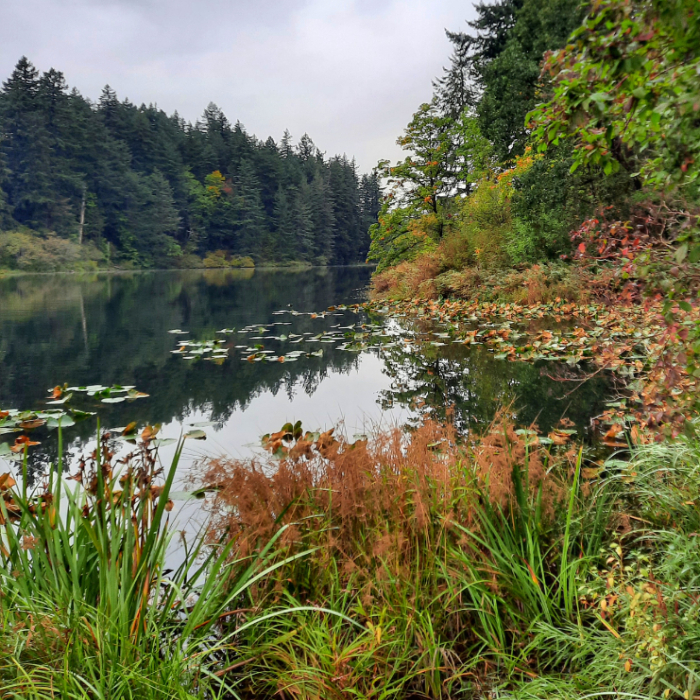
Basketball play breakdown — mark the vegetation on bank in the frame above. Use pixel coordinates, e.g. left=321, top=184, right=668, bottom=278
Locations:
left=0, top=230, right=342, bottom=273
left=2, top=410, right=700, bottom=699
left=366, top=0, right=700, bottom=447
left=368, top=0, right=699, bottom=315
left=0, top=59, right=380, bottom=270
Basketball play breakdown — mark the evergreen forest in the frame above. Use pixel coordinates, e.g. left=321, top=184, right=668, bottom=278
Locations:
left=0, top=57, right=380, bottom=270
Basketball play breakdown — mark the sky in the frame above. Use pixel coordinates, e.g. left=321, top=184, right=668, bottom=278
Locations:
left=0, top=0, right=475, bottom=173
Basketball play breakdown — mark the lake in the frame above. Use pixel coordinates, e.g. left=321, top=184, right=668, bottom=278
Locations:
left=0, top=267, right=612, bottom=478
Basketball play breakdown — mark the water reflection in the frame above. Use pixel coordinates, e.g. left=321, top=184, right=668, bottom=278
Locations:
left=0, top=268, right=612, bottom=476
left=376, top=331, right=609, bottom=435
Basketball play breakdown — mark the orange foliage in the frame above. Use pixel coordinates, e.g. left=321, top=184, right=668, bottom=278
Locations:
left=200, top=415, right=565, bottom=572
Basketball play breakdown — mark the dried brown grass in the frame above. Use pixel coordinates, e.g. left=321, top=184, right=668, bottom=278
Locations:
left=201, top=415, right=565, bottom=573
left=371, top=253, right=441, bottom=300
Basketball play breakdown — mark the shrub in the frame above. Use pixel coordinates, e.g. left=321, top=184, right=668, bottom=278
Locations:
left=371, top=251, right=441, bottom=299
left=0, top=230, right=103, bottom=272
left=230, top=255, right=255, bottom=268
left=203, top=249, right=230, bottom=268
left=172, top=252, right=204, bottom=268
left=203, top=250, right=256, bottom=269
left=196, top=416, right=599, bottom=697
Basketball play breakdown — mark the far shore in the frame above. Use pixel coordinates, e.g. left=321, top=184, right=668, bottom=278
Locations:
left=0, top=261, right=376, bottom=278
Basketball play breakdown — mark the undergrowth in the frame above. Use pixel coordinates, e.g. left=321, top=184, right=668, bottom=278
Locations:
left=194, top=416, right=700, bottom=698
left=2, top=415, right=699, bottom=698
left=0, top=427, right=312, bottom=699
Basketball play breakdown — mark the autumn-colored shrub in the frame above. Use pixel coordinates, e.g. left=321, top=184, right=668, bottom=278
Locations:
left=201, top=415, right=565, bottom=573
left=197, top=415, right=593, bottom=698
left=501, top=263, right=585, bottom=304
left=203, top=250, right=230, bottom=268
left=370, top=251, right=441, bottom=300
left=203, top=250, right=255, bottom=269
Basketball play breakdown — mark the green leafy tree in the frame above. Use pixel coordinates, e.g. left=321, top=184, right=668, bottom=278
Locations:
left=367, top=200, right=438, bottom=273
left=369, top=107, right=491, bottom=271
left=378, top=100, right=458, bottom=237
left=529, top=0, right=700, bottom=195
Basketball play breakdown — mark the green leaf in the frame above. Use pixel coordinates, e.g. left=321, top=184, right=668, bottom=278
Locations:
left=152, top=438, right=177, bottom=447
left=46, top=416, right=76, bottom=429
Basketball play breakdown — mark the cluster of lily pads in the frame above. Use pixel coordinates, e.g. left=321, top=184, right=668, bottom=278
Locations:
left=365, top=296, right=700, bottom=440
left=0, top=384, right=149, bottom=459
left=168, top=304, right=410, bottom=364
left=165, top=298, right=664, bottom=385
left=367, top=299, right=665, bottom=379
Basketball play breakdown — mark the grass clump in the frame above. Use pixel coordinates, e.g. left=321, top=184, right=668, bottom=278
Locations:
left=0, top=427, right=305, bottom=699
left=199, top=418, right=594, bottom=697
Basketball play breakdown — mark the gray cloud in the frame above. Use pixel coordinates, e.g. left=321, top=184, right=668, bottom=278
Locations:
left=0, top=0, right=475, bottom=171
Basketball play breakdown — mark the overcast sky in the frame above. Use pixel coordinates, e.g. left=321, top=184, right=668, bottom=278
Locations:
left=0, top=0, right=475, bottom=173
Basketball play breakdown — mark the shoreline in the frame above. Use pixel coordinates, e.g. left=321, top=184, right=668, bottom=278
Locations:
left=0, top=262, right=376, bottom=278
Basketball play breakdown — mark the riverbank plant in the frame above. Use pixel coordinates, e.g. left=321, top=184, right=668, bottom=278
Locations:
left=193, top=415, right=700, bottom=698
left=1, top=408, right=699, bottom=697
left=0, top=426, right=315, bottom=699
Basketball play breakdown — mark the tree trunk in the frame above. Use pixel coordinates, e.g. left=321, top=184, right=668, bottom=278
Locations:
left=78, top=184, right=87, bottom=244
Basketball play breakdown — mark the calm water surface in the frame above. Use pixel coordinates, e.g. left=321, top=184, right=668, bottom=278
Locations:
left=0, top=267, right=612, bottom=478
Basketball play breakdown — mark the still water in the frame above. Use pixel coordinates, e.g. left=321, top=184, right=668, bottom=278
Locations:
left=0, top=267, right=611, bottom=474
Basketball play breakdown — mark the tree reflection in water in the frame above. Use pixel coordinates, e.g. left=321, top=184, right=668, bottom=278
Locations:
left=0, top=268, right=612, bottom=477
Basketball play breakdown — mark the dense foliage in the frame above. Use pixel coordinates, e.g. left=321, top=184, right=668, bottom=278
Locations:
left=370, top=0, right=700, bottom=299
left=0, top=58, right=380, bottom=269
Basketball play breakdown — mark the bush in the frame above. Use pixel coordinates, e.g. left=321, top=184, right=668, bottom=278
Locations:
left=230, top=255, right=255, bottom=268
left=172, top=252, right=204, bottom=268
left=0, top=230, right=104, bottom=272
left=203, top=250, right=255, bottom=268
left=371, top=251, right=441, bottom=299
left=197, top=416, right=700, bottom=699
left=203, top=249, right=229, bottom=268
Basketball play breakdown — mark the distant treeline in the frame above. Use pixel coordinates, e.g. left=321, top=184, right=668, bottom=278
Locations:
left=0, top=57, right=380, bottom=268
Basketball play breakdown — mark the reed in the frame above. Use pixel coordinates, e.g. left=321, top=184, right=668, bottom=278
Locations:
left=200, top=418, right=700, bottom=699
left=0, top=425, right=312, bottom=699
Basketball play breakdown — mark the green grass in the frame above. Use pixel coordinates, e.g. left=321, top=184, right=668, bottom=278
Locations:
left=0, top=426, right=317, bottom=699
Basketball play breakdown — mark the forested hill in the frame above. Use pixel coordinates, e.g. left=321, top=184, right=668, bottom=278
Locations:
left=0, top=57, right=380, bottom=270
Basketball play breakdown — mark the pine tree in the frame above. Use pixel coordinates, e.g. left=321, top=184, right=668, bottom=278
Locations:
left=309, top=171, right=335, bottom=263
left=273, top=186, right=296, bottom=259
left=293, top=181, right=314, bottom=260
left=359, top=171, right=381, bottom=260
left=0, top=58, right=55, bottom=229
left=232, top=159, right=266, bottom=257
